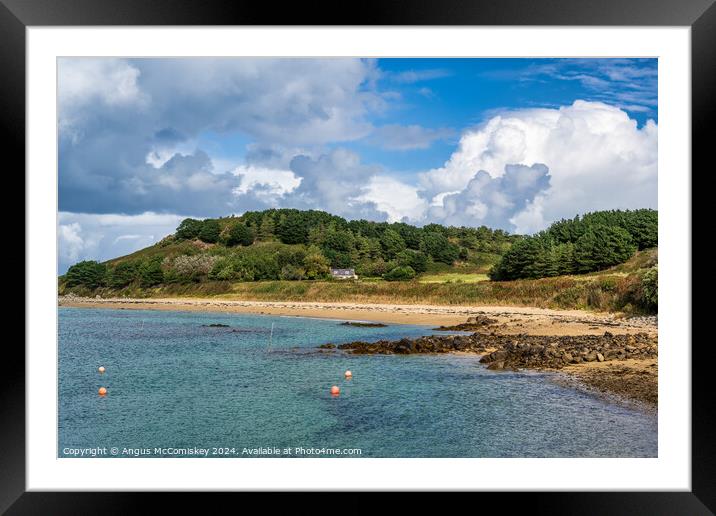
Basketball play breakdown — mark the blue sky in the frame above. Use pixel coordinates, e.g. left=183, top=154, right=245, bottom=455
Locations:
left=58, top=57, right=657, bottom=273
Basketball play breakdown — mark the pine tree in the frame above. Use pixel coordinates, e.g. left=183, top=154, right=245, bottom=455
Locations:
left=380, top=229, right=406, bottom=259
left=258, top=216, right=276, bottom=241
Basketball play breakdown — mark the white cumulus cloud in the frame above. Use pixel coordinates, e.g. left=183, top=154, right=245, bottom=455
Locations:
left=419, top=100, right=657, bottom=231
left=356, top=176, right=429, bottom=222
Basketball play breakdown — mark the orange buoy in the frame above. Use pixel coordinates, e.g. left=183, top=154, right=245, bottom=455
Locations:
left=344, top=370, right=352, bottom=379
left=98, top=387, right=107, bottom=396
left=98, top=366, right=106, bottom=374
left=330, top=385, right=340, bottom=396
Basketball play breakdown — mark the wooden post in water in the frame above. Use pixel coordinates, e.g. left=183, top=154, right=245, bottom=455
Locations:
left=267, top=322, right=274, bottom=352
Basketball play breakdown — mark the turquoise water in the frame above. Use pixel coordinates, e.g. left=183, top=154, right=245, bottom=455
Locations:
left=58, top=307, right=657, bottom=458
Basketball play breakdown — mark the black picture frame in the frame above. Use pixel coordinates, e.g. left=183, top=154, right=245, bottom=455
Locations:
left=4, top=0, right=712, bottom=512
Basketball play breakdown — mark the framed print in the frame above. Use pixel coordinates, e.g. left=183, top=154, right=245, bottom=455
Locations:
left=4, top=0, right=713, bottom=511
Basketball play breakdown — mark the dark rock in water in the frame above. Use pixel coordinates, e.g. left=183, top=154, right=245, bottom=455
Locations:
left=317, top=343, right=336, bottom=349
left=340, top=321, right=388, bottom=328
left=329, top=331, right=657, bottom=372
left=202, top=323, right=230, bottom=328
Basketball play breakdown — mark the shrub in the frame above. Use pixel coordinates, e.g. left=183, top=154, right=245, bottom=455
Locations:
left=303, top=252, right=330, bottom=280
left=641, top=265, right=658, bottom=310
left=356, top=258, right=392, bottom=277
left=383, top=265, right=416, bottom=281
left=171, top=254, right=218, bottom=281
left=280, top=264, right=306, bottom=280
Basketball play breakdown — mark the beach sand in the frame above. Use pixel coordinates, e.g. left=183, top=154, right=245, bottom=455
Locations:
left=59, top=296, right=656, bottom=335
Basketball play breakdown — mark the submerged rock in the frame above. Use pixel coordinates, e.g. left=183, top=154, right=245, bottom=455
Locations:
left=340, top=321, right=388, bottom=328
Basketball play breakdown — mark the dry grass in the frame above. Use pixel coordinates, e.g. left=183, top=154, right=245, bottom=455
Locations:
left=418, top=273, right=490, bottom=284
left=120, top=271, right=650, bottom=314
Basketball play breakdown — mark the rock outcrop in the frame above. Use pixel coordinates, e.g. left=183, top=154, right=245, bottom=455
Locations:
left=332, top=331, right=657, bottom=371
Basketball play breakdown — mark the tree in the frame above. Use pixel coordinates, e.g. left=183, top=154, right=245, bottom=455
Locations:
left=175, top=218, right=203, bottom=240
left=257, top=216, right=276, bottom=241
left=138, top=258, right=165, bottom=287
left=492, top=208, right=655, bottom=280
left=490, top=237, right=543, bottom=280
left=198, top=219, right=221, bottom=243
left=65, top=260, right=107, bottom=289
left=107, top=260, right=138, bottom=288
left=622, top=209, right=658, bottom=249
left=574, top=225, right=636, bottom=272
left=380, top=229, right=406, bottom=259
left=555, top=242, right=576, bottom=275
left=396, top=250, right=428, bottom=273
left=420, top=232, right=459, bottom=265
left=324, top=229, right=354, bottom=253
left=225, top=223, right=254, bottom=246
left=277, top=212, right=308, bottom=244
left=393, top=223, right=423, bottom=249
left=423, top=223, right=447, bottom=236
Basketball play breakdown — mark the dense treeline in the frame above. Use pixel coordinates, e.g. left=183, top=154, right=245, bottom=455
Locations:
left=174, top=208, right=514, bottom=277
left=60, top=208, right=657, bottom=291
left=489, top=209, right=657, bottom=281
left=61, top=209, right=516, bottom=289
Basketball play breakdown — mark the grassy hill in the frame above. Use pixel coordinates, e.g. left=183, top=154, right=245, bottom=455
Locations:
left=59, top=208, right=658, bottom=314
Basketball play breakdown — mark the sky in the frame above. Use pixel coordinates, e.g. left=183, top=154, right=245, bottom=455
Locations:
left=58, top=57, right=658, bottom=273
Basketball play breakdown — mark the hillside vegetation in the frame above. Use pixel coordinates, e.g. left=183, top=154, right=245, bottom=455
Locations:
left=60, top=208, right=658, bottom=313
left=489, top=209, right=657, bottom=280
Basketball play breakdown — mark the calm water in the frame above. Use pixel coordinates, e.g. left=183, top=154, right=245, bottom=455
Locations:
left=58, top=307, right=657, bottom=458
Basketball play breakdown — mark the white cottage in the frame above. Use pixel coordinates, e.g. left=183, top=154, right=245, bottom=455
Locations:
left=330, top=268, right=358, bottom=280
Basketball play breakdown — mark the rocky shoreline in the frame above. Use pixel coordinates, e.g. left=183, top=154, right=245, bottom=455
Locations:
left=319, top=331, right=658, bottom=407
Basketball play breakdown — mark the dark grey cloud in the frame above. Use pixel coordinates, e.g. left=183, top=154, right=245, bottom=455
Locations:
left=58, top=58, right=457, bottom=220
left=428, top=163, right=551, bottom=229
left=285, top=149, right=389, bottom=221
left=58, top=58, right=383, bottom=216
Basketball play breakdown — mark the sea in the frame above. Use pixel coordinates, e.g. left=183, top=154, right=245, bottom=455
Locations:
left=58, top=307, right=657, bottom=458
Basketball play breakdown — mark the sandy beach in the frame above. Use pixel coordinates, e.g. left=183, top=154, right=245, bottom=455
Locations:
left=59, top=295, right=657, bottom=336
